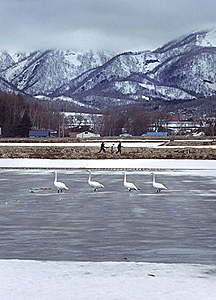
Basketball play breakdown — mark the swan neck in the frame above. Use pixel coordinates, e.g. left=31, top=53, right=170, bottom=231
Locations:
left=54, top=172, right=57, bottom=182
left=124, top=173, right=126, bottom=183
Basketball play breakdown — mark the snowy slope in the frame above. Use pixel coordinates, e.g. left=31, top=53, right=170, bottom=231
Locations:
left=1, top=28, right=216, bottom=108
left=1, top=50, right=115, bottom=95
left=197, top=29, right=216, bottom=47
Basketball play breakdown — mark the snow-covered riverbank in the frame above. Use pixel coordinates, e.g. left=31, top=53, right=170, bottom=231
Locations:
left=1, top=158, right=216, bottom=169
left=1, top=260, right=215, bottom=300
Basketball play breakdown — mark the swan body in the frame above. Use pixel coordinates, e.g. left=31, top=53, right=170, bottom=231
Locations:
left=151, top=172, right=167, bottom=193
left=87, top=170, right=104, bottom=191
left=122, top=171, right=139, bottom=191
left=52, top=171, right=69, bottom=193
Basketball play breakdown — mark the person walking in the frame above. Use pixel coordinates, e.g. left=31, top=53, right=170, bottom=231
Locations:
left=98, top=141, right=106, bottom=153
left=116, top=141, right=122, bottom=154
left=111, top=143, right=115, bottom=154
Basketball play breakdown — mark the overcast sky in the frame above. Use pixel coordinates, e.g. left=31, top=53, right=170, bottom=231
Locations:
left=0, top=0, right=216, bottom=53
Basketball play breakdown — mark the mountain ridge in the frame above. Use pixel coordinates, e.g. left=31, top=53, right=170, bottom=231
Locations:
left=1, top=28, right=216, bottom=109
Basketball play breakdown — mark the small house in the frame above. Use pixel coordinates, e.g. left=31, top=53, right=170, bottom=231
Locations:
left=29, top=130, right=50, bottom=138
left=68, top=132, right=80, bottom=138
left=76, top=131, right=100, bottom=138
left=168, top=115, right=179, bottom=122
left=141, top=132, right=168, bottom=137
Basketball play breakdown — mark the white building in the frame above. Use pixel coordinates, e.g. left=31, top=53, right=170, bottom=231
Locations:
left=76, top=131, right=100, bottom=138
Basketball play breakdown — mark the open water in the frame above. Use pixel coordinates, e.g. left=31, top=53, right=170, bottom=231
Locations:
left=0, top=168, right=215, bottom=264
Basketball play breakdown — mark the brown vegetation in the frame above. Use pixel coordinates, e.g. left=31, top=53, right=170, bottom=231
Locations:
left=0, top=145, right=216, bottom=160
left=0, top=92, right=60, bottom=137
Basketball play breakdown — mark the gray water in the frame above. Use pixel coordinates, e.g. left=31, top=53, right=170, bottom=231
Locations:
left=0, top=168, right=215, bottom=264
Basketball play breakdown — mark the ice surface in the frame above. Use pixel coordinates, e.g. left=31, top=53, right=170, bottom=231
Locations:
left=0, top=159, right=215, bottom=299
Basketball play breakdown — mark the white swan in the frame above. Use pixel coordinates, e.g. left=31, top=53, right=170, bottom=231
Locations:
left=52, top=171, right=69, bottom=193
left=151, top=172, right=167, bottom=193
left=122, top=171, right=139, bottom=191
left=87, top=170, right=104, bottom=191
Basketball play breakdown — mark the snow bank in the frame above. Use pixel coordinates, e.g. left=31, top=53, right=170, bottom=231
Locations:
left=0, top=260, right=215, bottom=300
left=1, top=158, right=216, bottom=169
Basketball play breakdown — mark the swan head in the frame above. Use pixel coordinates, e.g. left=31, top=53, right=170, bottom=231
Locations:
left=52, top=170, right=56, bottom=174
left=122, top=171, right=125, bottom=174
left=87, top=169, right=91, bottom=173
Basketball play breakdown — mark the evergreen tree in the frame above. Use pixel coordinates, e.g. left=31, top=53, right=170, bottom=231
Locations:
left=13, top=112, right=32, bottom=137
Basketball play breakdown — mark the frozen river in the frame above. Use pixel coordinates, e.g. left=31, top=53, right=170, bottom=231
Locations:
left=0, top=168, right=215, bottom=264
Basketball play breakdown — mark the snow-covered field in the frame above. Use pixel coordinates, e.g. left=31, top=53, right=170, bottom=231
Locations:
left=1, top=260, right=215, bottom=300
left=0, top=158, right=215, bottom=300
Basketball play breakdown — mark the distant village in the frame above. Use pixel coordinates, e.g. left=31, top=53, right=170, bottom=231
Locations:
left=0, top=92, right=216, bottom=139
left=28, top=113, right=214, bottom=139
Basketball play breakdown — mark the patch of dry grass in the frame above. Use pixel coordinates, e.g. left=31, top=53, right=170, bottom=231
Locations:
left=0, top=145, right=216, bottom=160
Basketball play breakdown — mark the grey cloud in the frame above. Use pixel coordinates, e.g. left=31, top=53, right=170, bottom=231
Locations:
left=0, top=0, right=216, bottom=52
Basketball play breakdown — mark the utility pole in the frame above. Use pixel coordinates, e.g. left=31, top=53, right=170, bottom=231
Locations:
left=62, top=117, right=65, bottom=138
left=58, top=122, right=61, bottom=138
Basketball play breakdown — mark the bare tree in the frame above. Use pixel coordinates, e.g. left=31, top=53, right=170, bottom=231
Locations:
left=0, top=92, right=61, bottom=137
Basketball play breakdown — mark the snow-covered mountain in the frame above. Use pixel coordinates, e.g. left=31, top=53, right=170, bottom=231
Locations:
left=1, top=28, right=216, bottom=109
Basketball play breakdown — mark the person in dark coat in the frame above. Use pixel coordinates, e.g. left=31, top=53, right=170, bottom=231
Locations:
left=111, top=143, right=115, bottom=154
left=98, top=141, right=106, bottom=153
left=116, top=141, right=122, bottom=154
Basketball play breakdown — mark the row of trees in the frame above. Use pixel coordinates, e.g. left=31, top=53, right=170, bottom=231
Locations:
left=4, top=92, right=208, bottom=138
left=0, top=92, right=60, bottom=137
left=99, top=106, right=168, bottom=136
left=61, top=105, right=168, bottom=137
left=64, top=105, right=216, bottom=137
